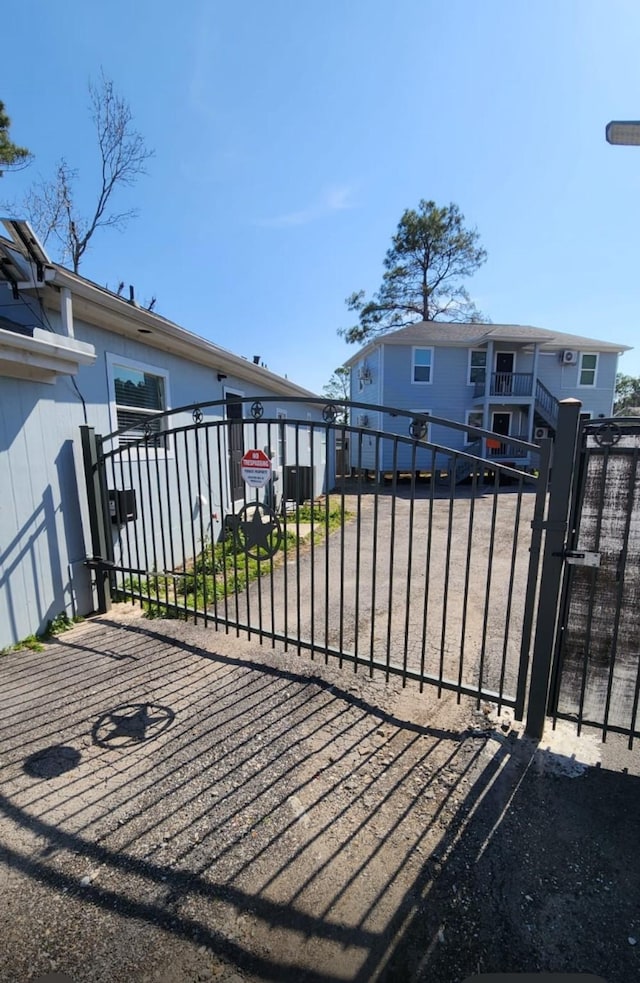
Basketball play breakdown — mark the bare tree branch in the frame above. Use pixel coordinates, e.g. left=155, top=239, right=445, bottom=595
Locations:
left=4, top=72, right=153, bottom=272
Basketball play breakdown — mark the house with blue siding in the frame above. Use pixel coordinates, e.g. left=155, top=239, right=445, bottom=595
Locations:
left=344, top=321, right=631, bottom=478
left=0, top=220, right=325, bottom=650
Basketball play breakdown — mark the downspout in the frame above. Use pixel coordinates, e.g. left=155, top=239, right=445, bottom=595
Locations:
left=59, top=282, right=88, bottom=424
left=60, top=287, right=75, bottom=338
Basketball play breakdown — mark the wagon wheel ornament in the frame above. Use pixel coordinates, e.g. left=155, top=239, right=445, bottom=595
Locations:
left=250, top=401, right=264, bottom=420
left=322, top=404, right=338, bottom=423
left=409, top=417, right=428, bottom=440
left=192, top=407, right=204, bottom=424
left=594, top=422, right=621, bottom=446
left=235, top=502, right=282, bottom=561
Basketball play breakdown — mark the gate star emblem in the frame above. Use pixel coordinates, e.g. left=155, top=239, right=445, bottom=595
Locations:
left=236, top=503, right=282, bottom=560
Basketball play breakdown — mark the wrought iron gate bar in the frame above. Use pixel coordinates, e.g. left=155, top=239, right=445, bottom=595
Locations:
left=501, top=477, right=526, bottom=707
left=457, top=461, right=476, bottom=700
left=369, top=433, right=381, bottom=679
left=402, top=441, right=418, bottom=686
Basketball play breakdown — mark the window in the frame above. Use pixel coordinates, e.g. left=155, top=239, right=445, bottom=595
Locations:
left=465, top=410, right=484, bottom=443
left=412, top=347, right=433, bottom=383
left=107, top=353, right=169, bottom=447
left=579, top=353, right=598, bottom=386
left=468, top=350, right=487, bottom=385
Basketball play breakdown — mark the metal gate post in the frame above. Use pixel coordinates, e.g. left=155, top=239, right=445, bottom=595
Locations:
left=525, top=398, right=581, bottom=739
left=81, top=425, right=112, bottom=614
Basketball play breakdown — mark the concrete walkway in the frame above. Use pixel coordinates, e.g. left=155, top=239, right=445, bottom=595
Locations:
left=0, top=608, right=639, bottom=983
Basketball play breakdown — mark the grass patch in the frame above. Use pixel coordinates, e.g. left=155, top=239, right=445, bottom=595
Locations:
left=1, top=613, right=84, bottom=655
left=1, top=634, right=45, bottom=655
left=115, top=496, right=352, bottom=620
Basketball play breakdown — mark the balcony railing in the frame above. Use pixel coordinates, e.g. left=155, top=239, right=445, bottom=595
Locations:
left=535, top=378, right=559, bottom=425
left=486, top=434, right=530, bottom=458
left=473, top=372, right=534, bottom=398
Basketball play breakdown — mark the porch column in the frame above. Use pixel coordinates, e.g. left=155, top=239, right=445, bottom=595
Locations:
left=482, top=340, right=494, bottom=454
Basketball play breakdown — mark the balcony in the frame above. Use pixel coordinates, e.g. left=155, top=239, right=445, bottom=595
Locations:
left=473, top=372, right=534, bottom=398
left=473, top=373, right=560, bottom=428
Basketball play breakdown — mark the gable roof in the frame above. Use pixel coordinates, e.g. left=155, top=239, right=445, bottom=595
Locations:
left=344, top=321, right=631, bottom=366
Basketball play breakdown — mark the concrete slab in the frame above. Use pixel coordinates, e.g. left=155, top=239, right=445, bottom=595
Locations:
left=0, top=609, right=638, bottom=983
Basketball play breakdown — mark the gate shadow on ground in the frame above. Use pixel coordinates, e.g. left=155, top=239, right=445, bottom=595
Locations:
left=0, top=618, right=638, bottom=983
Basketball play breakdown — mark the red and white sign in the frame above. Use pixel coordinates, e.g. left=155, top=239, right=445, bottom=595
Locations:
left=241, top=449, right=273, bottom=488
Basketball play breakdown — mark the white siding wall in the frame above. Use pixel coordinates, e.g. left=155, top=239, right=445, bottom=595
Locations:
left=0, top=300, right=327, bottom=648
left=0, top=377, right=94, bottom=646
left=536, top=352, right=618, bottom=417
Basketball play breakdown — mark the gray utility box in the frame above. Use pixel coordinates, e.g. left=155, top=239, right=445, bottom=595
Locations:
left=283, top=466, right=314, bottom=505
left=108, top=488, right=137, bottom=525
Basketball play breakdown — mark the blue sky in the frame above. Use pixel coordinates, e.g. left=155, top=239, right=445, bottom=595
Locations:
left=3, top=0, right=640, bottom=393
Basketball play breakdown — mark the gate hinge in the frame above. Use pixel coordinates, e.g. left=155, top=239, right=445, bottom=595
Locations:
left=552, top=548, right=601, bottom=568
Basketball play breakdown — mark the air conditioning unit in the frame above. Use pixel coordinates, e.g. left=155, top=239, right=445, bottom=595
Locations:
left=561, top=350, right=578, bottom=365
left=534, top=427, right=549, bottom=440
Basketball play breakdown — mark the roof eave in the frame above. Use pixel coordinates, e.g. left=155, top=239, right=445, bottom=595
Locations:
left=48, top=267, right=319, bottom=399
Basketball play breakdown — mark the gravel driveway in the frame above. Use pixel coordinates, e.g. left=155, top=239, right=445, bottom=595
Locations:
left=1, top=610, right=639, bottom=983
left=239, top=484, right=537, bottom=706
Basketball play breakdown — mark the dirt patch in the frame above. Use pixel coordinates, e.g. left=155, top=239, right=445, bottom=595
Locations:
left=1, top=610, right=639, bottom=982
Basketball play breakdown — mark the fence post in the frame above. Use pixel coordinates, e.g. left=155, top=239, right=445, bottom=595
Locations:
left=525, top=398, right=581, bottom=739
left=81, top=425, right=112, bottom=614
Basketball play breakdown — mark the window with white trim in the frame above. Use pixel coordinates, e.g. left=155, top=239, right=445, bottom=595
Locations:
left=579, top=353, right=598, bottom=386
left=468, top=350, right=487, bottom=385
left=412, top=347, right=433, bottom=384
left=465, top=410, right=484, bottom=443
left=106, top=353, right=169, bottom=447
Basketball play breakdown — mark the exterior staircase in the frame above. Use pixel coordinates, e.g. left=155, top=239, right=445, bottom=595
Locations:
left=535, top=379, right=559, bottom=428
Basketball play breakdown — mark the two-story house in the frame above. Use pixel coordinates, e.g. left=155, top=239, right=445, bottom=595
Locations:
left=344, top=321, right=631, bottom=478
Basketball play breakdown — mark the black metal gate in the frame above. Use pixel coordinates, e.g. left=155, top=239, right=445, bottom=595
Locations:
left=549, top=417, right=640, bottom=745
left=81, top=397, right=551, bottom=719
